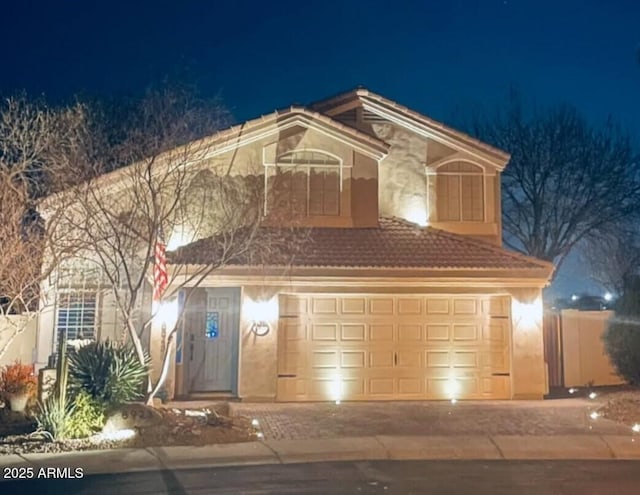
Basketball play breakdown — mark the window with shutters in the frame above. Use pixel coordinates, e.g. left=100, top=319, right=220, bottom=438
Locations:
left=436, top=162, right=485, bottom=222
left=266, top=150, right=341, bottom=217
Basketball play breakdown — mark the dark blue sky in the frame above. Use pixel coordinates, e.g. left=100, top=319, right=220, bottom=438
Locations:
left=3, top=1, right=638, bottom=131
left=3, top=0, right=638, bottom=296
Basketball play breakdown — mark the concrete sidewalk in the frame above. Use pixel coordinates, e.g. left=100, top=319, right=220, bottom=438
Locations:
left=2, top=434, right=639, bottom=476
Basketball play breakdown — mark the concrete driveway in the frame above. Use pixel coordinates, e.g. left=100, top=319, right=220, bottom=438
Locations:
left=230, top=399, right=629, bottom=440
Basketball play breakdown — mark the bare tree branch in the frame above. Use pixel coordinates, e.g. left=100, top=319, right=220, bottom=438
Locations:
left=469, top=91, right=640, bottom=272
left=0, top=96, right=88, bottom=361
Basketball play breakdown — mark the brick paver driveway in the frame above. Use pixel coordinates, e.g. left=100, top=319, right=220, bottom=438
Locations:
left=230, top=399, right=629, bottom=440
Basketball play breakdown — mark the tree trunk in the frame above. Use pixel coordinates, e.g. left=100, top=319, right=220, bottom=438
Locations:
left=145, top=327, right=177, bottom=405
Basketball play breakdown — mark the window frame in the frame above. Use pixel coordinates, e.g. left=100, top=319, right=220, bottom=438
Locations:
left=264, top=149, right=344, bottom=217
left=54, top=290, right=99, bottom=345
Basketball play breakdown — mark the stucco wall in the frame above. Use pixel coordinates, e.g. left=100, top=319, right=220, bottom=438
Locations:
left=352, top=120, right=501, bottom=243
left=509, top=288, right=546, bottom=399
left=238, top=286, right=279, bottom=400
left=0, top=315, right=37, bottom=366
left=561, top=310, right=623, bottom=387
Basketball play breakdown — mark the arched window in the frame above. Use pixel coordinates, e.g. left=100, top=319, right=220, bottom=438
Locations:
left=268, top=150, right=341, bottom=217
left=436, top=161, right=484, bottom=222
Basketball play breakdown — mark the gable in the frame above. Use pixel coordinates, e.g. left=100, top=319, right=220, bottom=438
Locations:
left=312, top=88, right=510, bottom=171
left=39, top=107, right=388, bottom=214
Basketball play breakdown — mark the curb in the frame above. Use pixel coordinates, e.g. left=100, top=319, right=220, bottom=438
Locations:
left=1, top=434, right=639, bottom=477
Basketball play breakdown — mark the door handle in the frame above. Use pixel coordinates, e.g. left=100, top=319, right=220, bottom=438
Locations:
left=394, top=352, right=397, bottom=366
left=189, top=334, right=195, bottom=361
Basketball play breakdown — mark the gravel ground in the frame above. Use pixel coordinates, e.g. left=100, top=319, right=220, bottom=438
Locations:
left=0, top=403, right=256, bottom=456
left=598, top=389, right=640, bottom=428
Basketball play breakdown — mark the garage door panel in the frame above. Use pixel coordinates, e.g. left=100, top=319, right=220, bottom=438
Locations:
left=341, top=297, right=366, bottom=314
left=311, top=350, right=338, bottom=368
left=370, top=350, right=394, bottom=368
left=482, top=297, right=510, bottom=317
left=370, top=324, right=394, bottom=341
left=312, top=297, right=338, bottom=315
left=457, top=377, right=480, bottom=396
left=369, top=298, right=394, bottom=314
left=426, top=298, right=450, bottom=315
left=453, top=325, right=478, bottom=341
left=277, top=294, right=511, bottom=401
left=426, top=324, right=450, bottom=341
left=481, top=350, right=509, bottom=371
left=426, top=350, right=450, bottom=368
left=398, top=324, right=422, bottom=341
left=398, top=298, right=423, bottom=315
left=341, top=351, right=366, bottom=368
left=370, top=378, right=394, bottom=395
left=398, top=378, right=422, bottom=394
left=341, top=323, right=366, bottom=341
left=453, top=298, right=479, bottom=315
left=452, top=351, right=478, bottom=368
left=312, top=323, right=338, bottom=341
left=397, top=350, right=422, bottom=367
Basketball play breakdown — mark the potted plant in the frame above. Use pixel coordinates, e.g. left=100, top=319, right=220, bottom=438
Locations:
left=0, top=361, right=37, bottom=413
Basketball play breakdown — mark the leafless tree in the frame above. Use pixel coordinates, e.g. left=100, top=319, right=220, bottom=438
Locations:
left=470, top=92, right=640, bottom=273
left=0, top=97, right=88, bottom=361
left=52, top=86, right=304, bottom=404
left=581, top=222, right=640, bottom=294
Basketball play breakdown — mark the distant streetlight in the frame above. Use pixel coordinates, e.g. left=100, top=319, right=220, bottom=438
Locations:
left=571, top=294, right=579, bottom=301
left=604, top=292, right=613, bottom=302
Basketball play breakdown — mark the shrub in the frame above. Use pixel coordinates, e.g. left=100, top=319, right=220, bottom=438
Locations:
left=66, top=391, right=105, bottom=438
left=68, top=340, right=150, bottom=407
left=0, top=361, right=37, bottom=399
left=36, top=395, right=74, bottom=440
left=603, top=278, right=640, bottom=385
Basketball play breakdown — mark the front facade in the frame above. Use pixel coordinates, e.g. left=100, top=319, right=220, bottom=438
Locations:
left=36, top=88, right=553, bottom=402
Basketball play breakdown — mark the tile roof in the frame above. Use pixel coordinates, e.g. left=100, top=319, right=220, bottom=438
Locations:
left=170, top=217, right=552, bottom=276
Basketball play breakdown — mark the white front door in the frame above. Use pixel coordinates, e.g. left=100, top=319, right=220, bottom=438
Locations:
left=187, top=288, right=240, bottom=393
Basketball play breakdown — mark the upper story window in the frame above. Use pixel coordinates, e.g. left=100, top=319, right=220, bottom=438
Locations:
left=267, top=150, right=341, bottom=217
left=436, top=161, right=484, bottom=222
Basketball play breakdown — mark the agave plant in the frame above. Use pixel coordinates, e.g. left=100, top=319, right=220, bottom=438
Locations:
left=36, top=395, right=74, bottom=441
left=68, top=340, right=150, bottom=407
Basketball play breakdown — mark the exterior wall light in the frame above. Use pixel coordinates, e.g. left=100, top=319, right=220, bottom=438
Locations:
left=403, top=200, right=428, bottom=227
left=245, top=298, right=278, bottom=337
left=153, top=299, right=179, bottom=329
left=250, top=320, right=271, bottom=336
left=512, top=298, right=543, bottom=330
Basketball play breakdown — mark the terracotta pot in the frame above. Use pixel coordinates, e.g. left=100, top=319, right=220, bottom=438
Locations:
left=6, top=392, right=30, bottom=413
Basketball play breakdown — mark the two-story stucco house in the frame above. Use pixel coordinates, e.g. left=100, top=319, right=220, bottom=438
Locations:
left=35, top=88, right=554, bottom=402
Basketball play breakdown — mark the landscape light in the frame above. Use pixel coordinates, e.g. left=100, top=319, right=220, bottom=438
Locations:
left=589, top=411, right=599, bottom=420
left=588, top=392, right=597, bottom=399
left=632, top=424, right=640, bottom=433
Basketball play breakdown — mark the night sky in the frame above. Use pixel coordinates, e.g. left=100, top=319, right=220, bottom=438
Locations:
left=3, top=0, right=639, bottom=297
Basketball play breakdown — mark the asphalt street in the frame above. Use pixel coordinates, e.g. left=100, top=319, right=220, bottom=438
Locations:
left=2, top=460, right=640, bottom=494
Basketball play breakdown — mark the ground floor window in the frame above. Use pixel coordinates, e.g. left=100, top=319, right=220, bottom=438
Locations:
left=55, top=291, right=98, bottom=342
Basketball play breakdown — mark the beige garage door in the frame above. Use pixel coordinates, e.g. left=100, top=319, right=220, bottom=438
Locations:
left=277, top=294, right=511, bottom=401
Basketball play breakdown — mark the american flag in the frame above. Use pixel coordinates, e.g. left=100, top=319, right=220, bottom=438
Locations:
left=153, top=232, right=168, bottom=301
